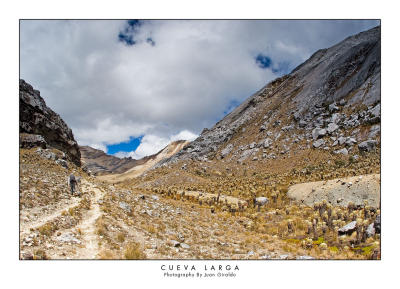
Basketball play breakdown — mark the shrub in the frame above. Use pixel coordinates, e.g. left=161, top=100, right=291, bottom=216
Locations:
left=116, top=232, right=125, bottom=243
left=38, top=222, right=56, bottom=236
left=33, top=249, right=48, bottom=260
left=124, top=242, right=146, bottom=259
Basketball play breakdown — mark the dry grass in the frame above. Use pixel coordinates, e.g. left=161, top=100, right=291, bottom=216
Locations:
left=38, top=222, right=57, bottom=236
left=116, top=232, right=125, bottom=243
left=124, top=242, right=146, bottom=259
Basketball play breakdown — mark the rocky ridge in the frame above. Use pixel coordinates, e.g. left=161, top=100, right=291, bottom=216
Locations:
left=81, top=140, right=189, bottom=177
left=20, top=79, right=81, bottom=166
left=80, top=146, right=140, bottom=175
left=157, top=26, right=380, bottom=168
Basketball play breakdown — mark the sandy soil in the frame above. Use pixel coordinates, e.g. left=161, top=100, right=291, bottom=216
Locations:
left=287, top=174, right=380, bottom=207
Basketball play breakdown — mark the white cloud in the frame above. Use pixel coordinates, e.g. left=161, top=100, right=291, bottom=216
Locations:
left=170, top=130, right=197, bottom=142
left=113, top=151, right=130, bottom=158
left=20, top=20, right=379, bottom=156
left=88, top=143, right=107, bottom=153
left=128, top=129, right=197, bottom=159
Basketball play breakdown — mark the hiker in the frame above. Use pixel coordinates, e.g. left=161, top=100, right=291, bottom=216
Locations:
left=68, top=173, right=78, bottom=195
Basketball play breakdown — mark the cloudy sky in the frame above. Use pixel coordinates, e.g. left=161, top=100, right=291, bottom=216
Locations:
left=20, top=20, right=379, bottom=159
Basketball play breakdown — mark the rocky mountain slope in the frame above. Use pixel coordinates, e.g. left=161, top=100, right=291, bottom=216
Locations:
left=115, top=26, right=381, bottom=259
left=158, top=26, right=380, bottom=167
left=80, top=146, right=140, bottom=175
left=20, top=79, right=81, bottom=166
left=98, top=140, right=189, bottom=182
left=81, top=140, right=189, bottom=177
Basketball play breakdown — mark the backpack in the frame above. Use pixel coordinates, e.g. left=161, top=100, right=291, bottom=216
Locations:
left=69, top=174, right=76, bottom=182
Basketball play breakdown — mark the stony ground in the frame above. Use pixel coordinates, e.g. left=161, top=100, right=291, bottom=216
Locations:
left=287, top=174, right=380, bottom=207
left=20, top=147, right=380, bottom=260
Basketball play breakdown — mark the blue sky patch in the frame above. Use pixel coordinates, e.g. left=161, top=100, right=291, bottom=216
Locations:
left=256, top=54, right=292, bottom=75
left=118, top=20, right=143, bottom=46
left=118, top=32, right=135, bottom=45
left=127, top=20, right=142, bottom=28
left=255, top=54, right=272, bottom=69
left=107, top=136, right=143, bottom=155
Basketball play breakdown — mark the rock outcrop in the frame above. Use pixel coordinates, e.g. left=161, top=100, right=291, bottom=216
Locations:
left=19, top=79, right=81, bottom=166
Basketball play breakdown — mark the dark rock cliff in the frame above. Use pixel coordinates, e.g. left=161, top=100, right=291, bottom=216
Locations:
left=19, top=79, right=81, bottom=166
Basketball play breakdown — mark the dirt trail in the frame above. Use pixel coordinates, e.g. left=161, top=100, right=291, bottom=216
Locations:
left=23, top=180, right=106, bottom=259
left=72, top=181, right=105, bottom=259
left=20, top=196, right=82, bottom=236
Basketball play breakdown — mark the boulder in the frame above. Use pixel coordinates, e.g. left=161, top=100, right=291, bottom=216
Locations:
left=220, top=143, right=234, bottom=158
left=327, top=123, right=339, bottom=134
left=338, top=136, right=346, bottom=145
left=20, top=133, right=47, bottom=148
left=56, top=159, right=68, bottom=168
left=338, top=221, right=357, bottom=235
left=366, top=223, right=375, bottom=237
left=263, top=138, right=272, bottom=149
left=238, top=148, right=258, bottom=162
left=21, top=253, right=34, bottom=260
left=299, top=120, right=307, bottom=128
left=171, top=240, right=181, bottom=247
left=280, top=144, right=290, bottom=154
left=374, top=215, right=381, bottom=234
left=313, top=139, right=325, bottom=148
left=345, top=137, right=357, bottom=146
left=180, top=243, right=190, bottom=249
left=36, top=148, right=57, bottom=160
left=312, top=128, right=327, bottom=140
left=119, top=202, right=132, bottom=214
left=328, top=102, right=340, bottom=113
left=281, top=125, right=294, bottom=131
left=255, top=197, right=269, bottom=206
left=368, top=125, right=380, bottom=138
left=367, top=103, right=380, bottom=124
left=57, top=233, right=81, bottom=244
left=331, top=113, right=341, bottom=124
left=358, top=140, right=378, bottom=152
left=334, top=148, right=348, bottom=155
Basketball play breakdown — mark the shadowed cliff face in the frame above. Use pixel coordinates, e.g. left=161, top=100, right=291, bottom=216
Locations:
left=19, top=79, right=81, bottom=166
left=157, top=26, right=380, bottom=167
